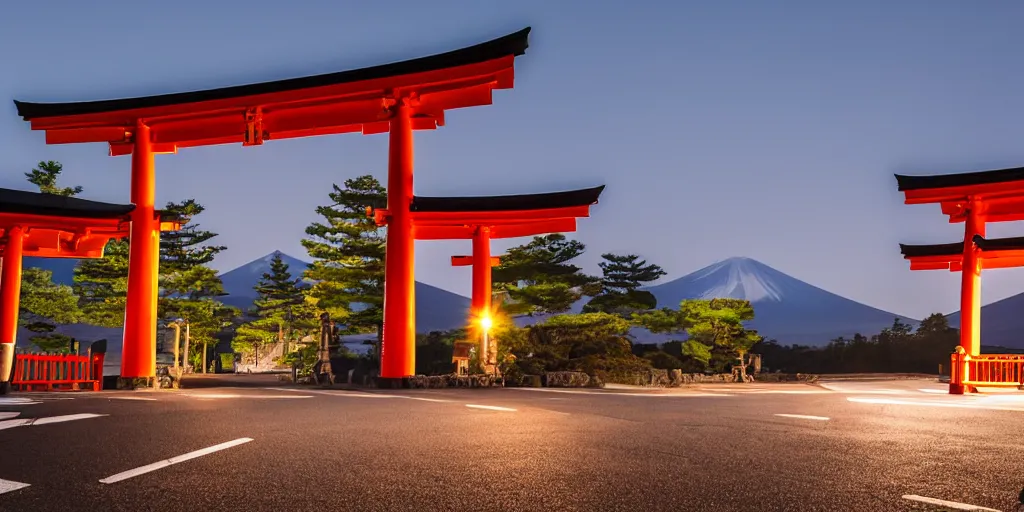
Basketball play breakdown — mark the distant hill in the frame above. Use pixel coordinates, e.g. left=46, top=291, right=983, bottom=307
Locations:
left=642, top=257, right=917, bottom=346
left=219, top=251, right=471, bottom=333
left=946, top=292, right=1024, bottom=349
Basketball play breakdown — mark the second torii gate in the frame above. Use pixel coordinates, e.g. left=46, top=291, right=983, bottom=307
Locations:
left=0, top=188, right=178, bottom=394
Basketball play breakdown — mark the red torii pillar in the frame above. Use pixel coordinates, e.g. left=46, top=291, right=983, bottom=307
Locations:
left=381, top=101, right=416, bottom=382
left=0, top=227, right=25, bottom=393
left=121, top=121, right=161, bottom=385
left=959, top=203, right=984, bottom=358
left=452, top=227, right=501, bottom=366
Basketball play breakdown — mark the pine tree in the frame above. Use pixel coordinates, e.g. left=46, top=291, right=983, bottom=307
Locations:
left=301, top=175, right=387, bottom=342
left=492, top=234, right=601, bottom=315
left=73, top=239, right=130, bottom=328
left=232, top=254, right=317, bottom=363
left=157, top=199, right=234, bottom=369
left=19, top=268, right=80, bottom=352
left=584, top=254, right=666, bottom=314
left=24, top=161, right=82, bottom=197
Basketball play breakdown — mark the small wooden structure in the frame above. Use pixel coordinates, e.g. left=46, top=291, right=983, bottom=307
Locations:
left=452, top=342, right=473, bottom=375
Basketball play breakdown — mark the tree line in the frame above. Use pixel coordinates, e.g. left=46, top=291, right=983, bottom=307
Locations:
left=17, top=163, right=960, bottom=379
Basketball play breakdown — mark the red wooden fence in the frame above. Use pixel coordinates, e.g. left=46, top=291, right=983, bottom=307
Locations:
left=949, top=349, right=1024, bottom=393
left=11, top=351, right=104, bottom=391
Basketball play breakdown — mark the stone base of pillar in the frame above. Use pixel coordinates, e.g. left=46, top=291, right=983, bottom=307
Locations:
left=375, top=377, right=411, bottom=389
left=948, top=383, right=964, bottom=395
left=117, top=376, right=158, bottom=390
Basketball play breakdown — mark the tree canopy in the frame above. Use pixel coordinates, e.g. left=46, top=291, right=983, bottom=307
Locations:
left=301, top=175, right=386, bottom=336
left=492, top=234, right=600, bottom=315
left=583, top=253, right=665, bottom=314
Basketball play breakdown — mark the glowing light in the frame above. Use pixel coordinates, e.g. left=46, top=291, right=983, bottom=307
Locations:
left=479, top=314, right=493, bottom=332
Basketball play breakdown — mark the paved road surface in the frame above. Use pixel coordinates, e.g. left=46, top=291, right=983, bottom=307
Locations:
left=0, top=377, right=1020, bottom=511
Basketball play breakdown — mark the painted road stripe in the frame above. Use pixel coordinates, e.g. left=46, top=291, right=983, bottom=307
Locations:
left=99, top=438, right=254, bottom=484
left=901, top=495, right=999, bottom=511
left=261, top=388, right=400, bottom=398
left=403, top=397, right=452, bottom=403
left=466, top=404, right=516, bottom=412
left=0, top=413, right=106, bottom=431
left=507, top=388, right=733, bottom=397
left=0, top=412, right=19, bottom=420
left=847, top=397, right=1024, bottom=412
left=774, top=414, right=829, bottom=421
left=181, top=393, right=312, bottom=399
left=109, top=396, right=158, bottom=401
left=0, top=398, right=40, bottom=405
left=0, top=479, right=30, bottom=495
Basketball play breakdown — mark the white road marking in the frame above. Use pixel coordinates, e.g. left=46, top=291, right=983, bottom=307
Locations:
left=0, top=412, right=19, bottom=420
left=261, top=387, right=401, bottom=398
left=109, top=396, right=158, bottom=401
left=0, top=419, right=30, bottom=431
left=0, top=398, right=40, bottom=405
left=99, top=438, right=254, bottom=484
left=181, top=393, right=312, bottom=399
left=507, top=388, right=733, bottom=397
left=901, top=494, right=1000, bottom=511
left=847, top=397, right=1024, bottom=412
left=0, top=413, right=105, bottom=431
left=32, top=413, right=106, bottom=425
left=0, top=479, right=30, bottom=495
left=774, top=414, right=830, bottom=421
left=919, top=388, right=946, bottom=394
left=402, top=397, right=452, bottom=403
left=466, top=404, right=516, bottom=412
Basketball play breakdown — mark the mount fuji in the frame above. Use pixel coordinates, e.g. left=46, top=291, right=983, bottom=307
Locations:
left=643, top=257, right=917, bottom=346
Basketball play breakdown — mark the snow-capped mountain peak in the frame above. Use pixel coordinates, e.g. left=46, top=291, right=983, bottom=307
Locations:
left=684, top=257, right=785, bottom=303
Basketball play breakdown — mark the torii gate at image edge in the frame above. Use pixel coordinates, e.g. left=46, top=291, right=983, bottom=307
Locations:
left=0, top=189, right=179, bottom=393
left=896, top=165, right=1024, bottom=393
left=13, top=28, right=532, bottom=385
left=371, top=185, right=605, bottom=365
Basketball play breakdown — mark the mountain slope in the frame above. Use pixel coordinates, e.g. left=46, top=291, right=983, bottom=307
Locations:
left=946, top=292, right=1024, bottom=348
left=644, top=257, right=917, bottom=346
left=220, top=251, right=470, bottom=332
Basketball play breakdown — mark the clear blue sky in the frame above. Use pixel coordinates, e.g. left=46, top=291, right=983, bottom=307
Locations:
left=2, top=0, right=1024, bottom=319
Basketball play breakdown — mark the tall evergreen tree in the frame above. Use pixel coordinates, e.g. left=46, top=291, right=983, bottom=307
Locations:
left=232, top=254, right=317, bottom=362
left=492, top=234, right=601, bottom=315
left=157, top=199, right=234, bottom=369
left=584, top=253, right=666, bottom=314
left=24, top=160, right=82, bottom=197
left=19, top=268, right=81, bottom=352
left=301, top=175, right=386, bottom=341
left=73, top=239, right=130, bottom=327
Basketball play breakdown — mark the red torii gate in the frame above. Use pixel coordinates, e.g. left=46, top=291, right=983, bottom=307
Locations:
left=411, top=186, right=605, bottom=368
left=0, top=188, right=178, bottom=394
left=14, top=28, right=531, bottom=387
left=896, top=166, right=1024, bottom=393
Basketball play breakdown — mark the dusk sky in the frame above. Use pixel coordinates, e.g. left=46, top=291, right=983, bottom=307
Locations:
left=2, top=0, right=1023, bottom=319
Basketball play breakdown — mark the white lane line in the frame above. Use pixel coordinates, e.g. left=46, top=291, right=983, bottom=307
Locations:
left=181, top=394, right=312, bottom=399
left=403, top=397, right=452, bottom=403
left=99, top=438, right=254, bottom=484
left=466, top=404, right=517, bottom=412
left=0, top=398, right=41, bottom=405
left=919, top=388, right=946, bottom=394
left=0, top=419, right=30, bottom=431
left=109, top=396, right=158, bottom=401
left=506, top=388, right=733, bottom=397
left=847, top=397, right=1024, bottom=412
left=32, top=413, right=106, bottom=425
left=774, top=414, right=830, bottom=421
left=0, top=479, right=30, bottom=495
left=261, top=387, right=401, bottom=398
left=901, top=494, right=999, bottom=511
left=0, top=412, right=20, bottom=420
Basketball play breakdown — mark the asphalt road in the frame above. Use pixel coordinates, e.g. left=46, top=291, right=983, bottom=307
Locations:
left=0, top=376, right=1021, bottom=511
